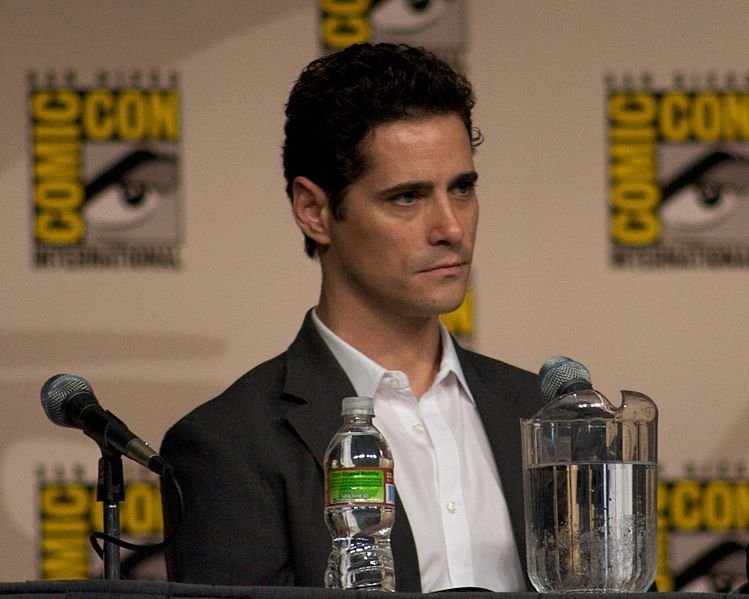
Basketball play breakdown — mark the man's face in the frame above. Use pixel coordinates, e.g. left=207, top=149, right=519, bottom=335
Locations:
left=320, top=113, right=478, bottom=320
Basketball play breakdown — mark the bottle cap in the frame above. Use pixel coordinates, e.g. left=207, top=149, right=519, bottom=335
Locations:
left=341, top=396, right=374, bottom=416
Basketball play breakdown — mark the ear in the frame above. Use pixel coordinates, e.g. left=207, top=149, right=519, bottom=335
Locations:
left=291, top=176, right=332, bottom=248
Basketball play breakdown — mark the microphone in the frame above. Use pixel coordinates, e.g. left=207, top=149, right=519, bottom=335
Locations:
left=41, top=374, right=168, bottom=476
left=538, top=355, right=593, bottom=402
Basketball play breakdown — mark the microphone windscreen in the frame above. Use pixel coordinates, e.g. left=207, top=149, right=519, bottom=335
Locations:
left=41, top=374, right=93, bottom=427
left=538, top=356, right=592, bottom=403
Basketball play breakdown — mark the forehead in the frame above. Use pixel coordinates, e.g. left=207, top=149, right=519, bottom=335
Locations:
left=357, top=114, right=473, bottom=178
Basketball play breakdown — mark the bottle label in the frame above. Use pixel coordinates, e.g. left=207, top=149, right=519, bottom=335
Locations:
left=326, top=467, right=395, bottom=506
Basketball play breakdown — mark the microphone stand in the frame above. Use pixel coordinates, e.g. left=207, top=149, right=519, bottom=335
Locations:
left=96, top=448, right=125, bottom=580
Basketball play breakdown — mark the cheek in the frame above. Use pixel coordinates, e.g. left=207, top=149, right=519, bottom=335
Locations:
left=368, top=235, right=420, bottom=272
left=462, top=206, right=479, bottom=239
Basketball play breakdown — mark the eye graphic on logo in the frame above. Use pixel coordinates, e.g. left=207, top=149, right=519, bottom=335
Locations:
left=83, top=149, right=178, bottom=231
left=370, top=0, right=450, bottom=34
left=660, top=149, right=749, bottom=232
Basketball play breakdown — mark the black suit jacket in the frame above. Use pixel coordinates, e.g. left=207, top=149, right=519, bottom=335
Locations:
left=161, top=311, right=543, bottom=591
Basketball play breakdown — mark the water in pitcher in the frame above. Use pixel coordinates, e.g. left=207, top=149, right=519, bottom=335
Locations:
left=524, top=462, right=657, bottom=592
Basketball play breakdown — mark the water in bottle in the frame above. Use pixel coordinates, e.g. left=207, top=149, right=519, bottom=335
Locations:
left=324, top=396, right=396, bottom=591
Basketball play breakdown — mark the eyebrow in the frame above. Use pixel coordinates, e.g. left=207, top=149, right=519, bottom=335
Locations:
left=376, top=170, right=478, bottom=199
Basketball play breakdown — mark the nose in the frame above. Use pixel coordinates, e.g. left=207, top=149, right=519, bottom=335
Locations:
left=427, top=196, right=466, bottom=246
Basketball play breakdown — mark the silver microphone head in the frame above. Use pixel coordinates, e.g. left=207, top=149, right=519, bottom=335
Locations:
left=40, top=373, right=93, bottom=427
left=539, top=356, right=592, bottom=403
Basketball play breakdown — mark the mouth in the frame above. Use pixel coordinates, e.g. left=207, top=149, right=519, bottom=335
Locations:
left=419, top=261, right=468, bottom=276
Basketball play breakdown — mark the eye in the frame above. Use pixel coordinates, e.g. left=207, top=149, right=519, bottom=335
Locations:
left=83, top=150, right=177, bottom=231
left=370, top=0, right=450, bottom=34
left=451, top=178, right=477, bottom=200
left=392, top=191, right=420, bottom=206
left=454, top=181, right=476, bottom=197
left=84, top=183, right=162, bottom=230
left=658, top=149, right=749, bottom=236
left=660, top=182, right=738, bottom=231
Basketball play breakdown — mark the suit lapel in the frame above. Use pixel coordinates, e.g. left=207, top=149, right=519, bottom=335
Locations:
left=283, top=311, right=355, bottom=467
left=280, top=311, right=422, bottom=592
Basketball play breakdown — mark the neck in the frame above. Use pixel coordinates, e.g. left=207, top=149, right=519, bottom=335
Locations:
left=316, top=295, right=443, bottom=399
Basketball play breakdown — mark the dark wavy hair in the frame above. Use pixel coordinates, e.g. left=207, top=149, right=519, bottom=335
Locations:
left=282, top=42, right=482, bottom=257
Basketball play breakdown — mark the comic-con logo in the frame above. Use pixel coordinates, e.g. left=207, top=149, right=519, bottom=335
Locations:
left=30, top=72, right=181, bottom=269
left=608, top=76, right=749, bottom=268
left=320, top=0, right=460, bottom=50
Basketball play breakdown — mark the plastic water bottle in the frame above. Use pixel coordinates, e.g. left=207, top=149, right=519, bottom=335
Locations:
left=324, top=396, right=396, bottom=591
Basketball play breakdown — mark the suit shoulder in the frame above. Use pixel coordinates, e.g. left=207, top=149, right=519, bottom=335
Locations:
left=162, top=351, right=289, bottom=440
left=457, top=346, right=544, bottom=411
left=460, top=348, right=538, bottom=386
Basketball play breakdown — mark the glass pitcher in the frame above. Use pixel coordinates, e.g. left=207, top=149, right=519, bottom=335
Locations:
left=521, top=357, right=658, bottom=592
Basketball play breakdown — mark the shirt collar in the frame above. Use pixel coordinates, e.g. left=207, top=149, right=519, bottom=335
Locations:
left=311, top=308, right=475, bottom=403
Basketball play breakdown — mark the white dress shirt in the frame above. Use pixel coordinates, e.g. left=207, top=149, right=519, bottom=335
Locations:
left=312, top=311, right=525, bottom=592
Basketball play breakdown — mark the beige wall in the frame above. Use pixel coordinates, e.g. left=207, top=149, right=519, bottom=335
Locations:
left=1, top=0, right=748, bottom=581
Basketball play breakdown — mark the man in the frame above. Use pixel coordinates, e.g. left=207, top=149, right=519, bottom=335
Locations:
left=161, top=43, right=543, bottom=592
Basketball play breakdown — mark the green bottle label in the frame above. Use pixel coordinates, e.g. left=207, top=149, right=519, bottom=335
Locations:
left=326, top=467, right=395, bottom=506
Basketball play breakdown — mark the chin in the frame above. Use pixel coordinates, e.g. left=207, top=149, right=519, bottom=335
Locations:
left=404, top=285, right=468, bottom=318
left=429, top=296, right=467, bottom=316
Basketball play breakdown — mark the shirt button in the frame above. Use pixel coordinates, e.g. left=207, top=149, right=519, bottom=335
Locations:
left=385, top=376, right=400, bottom=389
left=411, top=423, right=424, bottom=433
left=446, top=501, right=457, bottom=514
